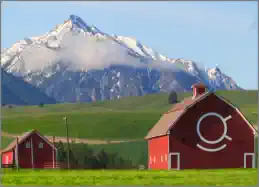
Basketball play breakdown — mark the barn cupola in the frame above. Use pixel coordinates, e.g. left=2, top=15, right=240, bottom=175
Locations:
left=191, top=83, right=207, bottom=99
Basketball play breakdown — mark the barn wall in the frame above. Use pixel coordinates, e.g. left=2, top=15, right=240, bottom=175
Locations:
left=31, top=133, right=56, bottom=168
left=169, top=94, right=255, bottom=169
left=18, top=136, right=33, bottom=168
left=17, top=132, right=56, bottom=168
left=1, top=151, right=14, bottom=165
left=148, top=135, right=169, bottom=169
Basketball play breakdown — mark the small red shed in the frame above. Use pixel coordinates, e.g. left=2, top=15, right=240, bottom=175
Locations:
left=145, top=83, right=257, bottom=170
left=1, top=129, right=58, bottom=169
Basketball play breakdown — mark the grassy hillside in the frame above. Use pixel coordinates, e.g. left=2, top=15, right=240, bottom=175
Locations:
left=2, top=90, right=258, bottom=140
left=1, top=136, right=15, bottom=149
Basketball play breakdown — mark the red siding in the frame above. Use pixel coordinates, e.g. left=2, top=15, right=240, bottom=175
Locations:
left=18, top=136, right=33, bottom=168
left=31, top=133, right=56, bottom=168
left=148, top=135, right=169, bottom=169
left=2, top=151, right=14, bottom=165
left=17, top=132, right=56, bottom=168
left=169, top=94, right=255, bottom=169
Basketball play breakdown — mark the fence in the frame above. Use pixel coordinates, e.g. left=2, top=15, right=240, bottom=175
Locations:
left=43, top=162, right=84, bottom=169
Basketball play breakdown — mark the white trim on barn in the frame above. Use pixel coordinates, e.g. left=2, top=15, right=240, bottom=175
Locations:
left=55, top=148, right=58, bottom=168
left=244, top=153, right=255, bottom=168
left=167, top=92, right=211, bottom=133
left=148, top=140, right=150, bottom=169
left=234, top=108, right=257, bottom=134
left=169, top=152, right=180, bottom=170
left=167, top=135, right=170, bottom=170
left=167, top=92, right=258, bottom=135
left=34, top=131, right=57, bottom=150
left=52, top=144, right=55, bottom=168
left=15, top=137, right=19, bottom=168
left=215, top=94, right=257, bottom=135
left=30, top=137, right=34, bottom=168
left=254, top=134, right=257, bottom=162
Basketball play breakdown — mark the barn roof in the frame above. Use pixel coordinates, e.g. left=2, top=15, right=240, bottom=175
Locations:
left=145, top=92, right=210, bottom=139
left=145, top=109, right=185, bottom=140
left=145, top=91, right=257, bottom=139
left=1, top=129, right=57, bottom=153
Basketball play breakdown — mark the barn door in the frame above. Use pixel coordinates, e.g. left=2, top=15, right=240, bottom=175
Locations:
left=169, top=152, right=180, bottom=170
left=244, top=153, right=255, bottom=168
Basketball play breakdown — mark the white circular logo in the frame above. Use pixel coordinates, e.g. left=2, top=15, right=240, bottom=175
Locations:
left=196, top=112, right=232, bottom=152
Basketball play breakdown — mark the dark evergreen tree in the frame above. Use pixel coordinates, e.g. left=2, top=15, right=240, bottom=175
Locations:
left=168, top=90, right=178, bottom=104
left=97, top=149, right=109, bottom=169
left=56, top=141, right=67, bottom=162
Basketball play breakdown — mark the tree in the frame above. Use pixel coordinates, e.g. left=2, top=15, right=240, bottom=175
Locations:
left=97, top=149, right=109, bottom=169
left=38, top=102, right=44, bottom=108
left=168, top=90, right=178, bottom=104
left=56, top=141, right=67, bottom=162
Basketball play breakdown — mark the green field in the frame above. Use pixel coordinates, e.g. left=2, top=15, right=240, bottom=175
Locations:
left=2, top=169, right=257, bottom=186
left=2, top=90, right=258, bottom=140
left=1, top=90, right=258, bottom=186
left=1, top=136, right=14, bottom=149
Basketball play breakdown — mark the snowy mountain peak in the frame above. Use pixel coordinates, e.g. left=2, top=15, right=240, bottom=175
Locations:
left=1, top=15, right=241, bottom=103
left=69, top=14, right=93, bottom=33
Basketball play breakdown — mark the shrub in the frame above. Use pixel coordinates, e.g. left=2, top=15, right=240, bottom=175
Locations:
left=55, top=142, right=138, bottom=169
left=168, top=90, right=178, bottom=104
left=38, top=102, right=44, bottom=108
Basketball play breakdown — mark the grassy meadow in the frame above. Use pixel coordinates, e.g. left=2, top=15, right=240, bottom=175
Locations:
left=1, top=90, right=258, bottom=186
left=1, top=90, right=257, bottom=166
left=2, top=90, right=258, bottom=140
left=1, top=136, right=15, bottom=149
left=1, top=169, right=257, bottom=186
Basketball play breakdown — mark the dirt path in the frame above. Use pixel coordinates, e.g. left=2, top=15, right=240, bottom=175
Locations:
left=0, top=131, right=142, bottom=145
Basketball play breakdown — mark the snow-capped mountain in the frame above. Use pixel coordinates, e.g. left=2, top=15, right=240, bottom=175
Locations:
left=1, top=15, right=241, bottom=103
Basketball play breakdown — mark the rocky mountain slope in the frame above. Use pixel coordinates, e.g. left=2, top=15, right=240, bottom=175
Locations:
left=1, top=68, right=56, bottom=106
left=1, top=15, right=241, bottom=103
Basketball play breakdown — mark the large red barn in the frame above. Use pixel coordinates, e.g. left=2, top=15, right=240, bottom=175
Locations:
left=1, top=129, right=58, bottom=169
left=145, top=83, right=257, bottom=170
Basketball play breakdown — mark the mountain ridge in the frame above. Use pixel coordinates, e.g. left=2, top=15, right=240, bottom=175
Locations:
left=1, top=15, right=241, bottom=103
left=1, top=68, right=57, bottom=106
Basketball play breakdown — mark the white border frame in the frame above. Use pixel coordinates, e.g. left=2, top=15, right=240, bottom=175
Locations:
left=244, top=153, right=255, bottom=168
left=168, top=152, right=180, bottom=170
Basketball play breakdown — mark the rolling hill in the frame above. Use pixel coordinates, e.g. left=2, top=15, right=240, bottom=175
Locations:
left=1, top=89, right=257, bottom=168
left=2, top=90, right=257, bottom=140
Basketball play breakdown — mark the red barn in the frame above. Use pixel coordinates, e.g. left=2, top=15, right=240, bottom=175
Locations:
left=145, top=83, right=257, bottom=170
left=1, top=129, right=58, bottom=168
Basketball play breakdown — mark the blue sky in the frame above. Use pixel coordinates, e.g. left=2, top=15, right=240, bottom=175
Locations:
left=1, top=1, right=258, bottom=89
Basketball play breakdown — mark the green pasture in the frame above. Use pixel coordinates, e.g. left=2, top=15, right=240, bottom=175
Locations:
left=1, top=136, right=15, bottom=149
left=1, top=90, right=258, bottom=140
left=1, top=169, right=257, bottom=186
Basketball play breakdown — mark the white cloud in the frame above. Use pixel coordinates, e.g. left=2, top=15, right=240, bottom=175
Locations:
left=19, top=31, right=186, bottom=73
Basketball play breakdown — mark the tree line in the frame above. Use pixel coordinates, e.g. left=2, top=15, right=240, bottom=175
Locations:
left=55, top=141, right=144, bottom=169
